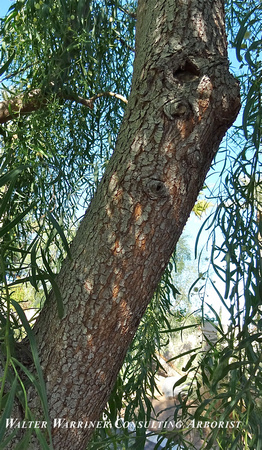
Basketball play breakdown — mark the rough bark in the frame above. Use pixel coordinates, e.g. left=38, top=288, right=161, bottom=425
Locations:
left=9, top=0, right=240, bottom=448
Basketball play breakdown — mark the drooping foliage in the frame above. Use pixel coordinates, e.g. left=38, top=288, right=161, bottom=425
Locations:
left=0, top=0, right=261, bottom=449
left=0, top=0, right=136, bottom=299
left=156, top=2, right=262, bottom=449
left=0, top=1, right=136, bottom=446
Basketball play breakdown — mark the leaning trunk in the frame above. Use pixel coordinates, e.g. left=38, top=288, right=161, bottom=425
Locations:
left=13, top=0, right=240, bottom=448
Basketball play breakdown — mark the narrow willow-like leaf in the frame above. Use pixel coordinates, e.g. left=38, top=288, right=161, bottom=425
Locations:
left=0, top=377, right=17, bottom=442
left=40, top=248, right=64, bottom=319
left=0, top=179, right=17, bottom=220
left=234, top=8, right=256, bottom=61
left=209, top=279, right=231, bottom=315
left=167, top=346, right=201, bottom=364
left=160, top=323, right=199, bottom=334
left=10, top=300, right=53, bottom=449
left=47, top=212, right=72, bottom=259
left=0, top=204, right=34, bottom=239
left=0, top=51, right=15, bottom=77
left=0, top=166, right=25, bottom=188
left=13, top=429, right=33, bottom=450
left=30, top=239, right=39, bottom=291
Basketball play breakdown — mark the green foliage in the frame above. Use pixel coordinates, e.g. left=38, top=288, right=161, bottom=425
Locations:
left=226, top=0, right=262, bottom=150
left=0, top=0, right=135, bottom=220
left=0, top=261, right=53, bottom=448
left=0, top=1, right=136, bottom=447
left=163, top=2, right=262, bottom=448
left=0, top=0, right=261, bottom=449
left=0, top=0, right=136, bottom=312
left=90, top=2, right=262, bottom=448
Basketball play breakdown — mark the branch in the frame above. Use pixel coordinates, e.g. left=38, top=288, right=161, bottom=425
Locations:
left=0, top=89, right=128, bottom=124
left=70, top=91, right=128, bottom=107
left=118, top=5, right=137, bottom=19
left=116, top=35, right=135, bottom=53
left=0, top=89, right=47, bottom=124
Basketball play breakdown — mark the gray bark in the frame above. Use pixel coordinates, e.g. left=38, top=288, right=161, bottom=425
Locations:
left=7, top=0, right=240, bottom=448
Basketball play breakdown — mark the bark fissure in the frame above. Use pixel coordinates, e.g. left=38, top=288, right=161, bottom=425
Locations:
left=6, top=0, right=240, bottom=448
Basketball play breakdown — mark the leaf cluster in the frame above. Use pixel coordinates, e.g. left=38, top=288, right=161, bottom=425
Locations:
left=0, top=1, right=136, bottom=447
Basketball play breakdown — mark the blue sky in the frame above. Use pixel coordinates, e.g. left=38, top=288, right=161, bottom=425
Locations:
left=0, top=0, right=241, bottom=324
left=0, top=0, right=12, bottom=18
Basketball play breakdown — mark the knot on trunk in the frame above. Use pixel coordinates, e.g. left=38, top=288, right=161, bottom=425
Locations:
left=163, top=99, right=190, bottom=119
left=143, top=179, right=169, bottom=200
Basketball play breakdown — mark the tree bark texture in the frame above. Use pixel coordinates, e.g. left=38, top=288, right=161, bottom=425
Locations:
left=12, top=0, right=240, bottom=448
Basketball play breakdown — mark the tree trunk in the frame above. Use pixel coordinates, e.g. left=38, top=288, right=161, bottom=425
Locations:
left=12, top=0, right=240, bottom=448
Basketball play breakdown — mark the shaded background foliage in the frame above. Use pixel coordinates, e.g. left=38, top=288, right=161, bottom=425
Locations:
left=0, top=0, right=262, bottom=449
left=0, top=0, right=136, bottom=293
